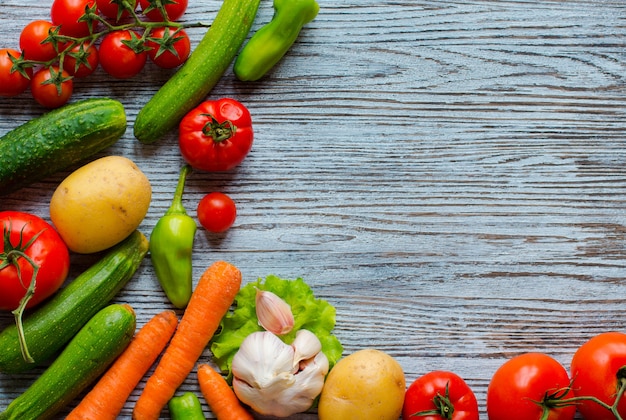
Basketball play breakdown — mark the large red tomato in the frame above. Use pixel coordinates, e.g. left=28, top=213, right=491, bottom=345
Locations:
left=571, top=331, right=626, bottom=419
left=487, top=353, right=576, bottom=420
left=0, top=211, right=70, bottom=311
left=402, top=371, right=479, bottom=420
left=51, top=0, right=97, bottom=37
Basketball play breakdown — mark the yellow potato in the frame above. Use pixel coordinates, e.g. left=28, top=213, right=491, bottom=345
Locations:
left=50, top=156, right=151, bottom=254
left=318, top=349, right=406, bottom=420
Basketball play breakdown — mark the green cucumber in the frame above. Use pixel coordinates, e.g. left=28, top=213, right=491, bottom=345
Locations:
left=0, top=303, right=136, bottom=420
left=133, top=0, right=261, bottom=144
left=0, top=98, right=126, bottom=195
left=0, top=230, right=148, bottom=374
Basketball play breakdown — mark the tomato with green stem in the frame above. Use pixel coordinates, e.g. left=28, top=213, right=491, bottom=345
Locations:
left=139, top=0, right=188, bottom=21
left=0, top=211, right=70, bottom=362
left=99, top=29, right=147, bottom=79
left=51, top=0, right=98, bottom=38
left=402, top=371, right=479, bottom=420
left=0, top=49, right=32, bottom=97
left=487, top=352, right=576, bottom=420
left=96, top=0, right=137, bottom=21
left=146, top=26, right=190, bottom=69
left=19, top=20, right=59, bottom=62
left=62, top=42, right=99, bottom=77
left=31, top=66, right=73, bottom=108
left=197, top=192, right=237, bottom=233
left=571, top=331, right=626, bottom=420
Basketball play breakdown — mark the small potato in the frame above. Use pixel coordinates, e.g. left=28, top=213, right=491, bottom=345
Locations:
left=50, top=155, right=151, bottom=254
left=318, top=348, right=405, bottom=420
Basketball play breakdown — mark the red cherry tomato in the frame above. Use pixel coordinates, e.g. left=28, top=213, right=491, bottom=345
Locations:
left=197, top=192, right=237, bottom=233
left=99, top=30, right=147, bottom=79
left=402, top=371, right=479, bottom=420
left=0, top=49, right=32, bottom=97
left=96, top=0, right=137, bottom=20
left=0, top=211, right=70, bottom=311
left=51, top=0, right=97, bottom=37
left=487, top=353, right=576, bottom=420
left=31, top=66, right=73, bottom=109
left=179, top=98, right=254, bottom=172
left=146, top=26, right=190, bottom=69
left=19, top=20, right=59, bottom=62
left=63, top=42, right=99, bottom=77
left=571, top=332, right=626, bottom=420
left=139, top=0, right=187, bottom=21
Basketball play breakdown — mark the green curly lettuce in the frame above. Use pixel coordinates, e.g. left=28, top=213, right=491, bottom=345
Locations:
left=210, top=275, right=343, bottom=378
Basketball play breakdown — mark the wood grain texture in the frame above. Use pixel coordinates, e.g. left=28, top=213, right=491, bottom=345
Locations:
left=1, top=0, right=626, bottom=418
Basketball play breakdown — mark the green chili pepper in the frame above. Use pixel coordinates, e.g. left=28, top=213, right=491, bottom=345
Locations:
left=233, top=0, right=320, bottom=81
left=168, top=391, right=206, bottom=420
left=149, top=164, right=197, bottom=309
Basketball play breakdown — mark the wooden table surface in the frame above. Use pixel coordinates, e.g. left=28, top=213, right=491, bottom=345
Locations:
left=1, top=0, right=626, bottom=418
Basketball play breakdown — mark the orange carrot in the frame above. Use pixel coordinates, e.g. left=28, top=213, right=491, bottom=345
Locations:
left=66, top=309, right=179, bottom=420
left=133, top=260, right=242, bottom=420
left=197, top=363, right=254, bottom=420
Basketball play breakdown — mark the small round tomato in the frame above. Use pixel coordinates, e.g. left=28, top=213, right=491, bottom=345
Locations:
left=0, top=211, right=70, bottom=311
left=96, top=0, right=137, bottom=20
left=99, top=30, right=147, bottom=79
left=146, top=26, right=190, bottom=69
left=179, top=98, right=254, bottom=172
left=0, top=49, right=32, bottom=97
left=197, top=192, right=237, bottom=233
left=31, top=66, right=73, bottom=108
left=139, top=0, right=187, bottom=21
left=571, top=332, right=626, bottom=420
left=51, top=0, right=97, bottom=37
left=402, top=371, right=479, bottom=420
left=19, top=20, right=58, bottom=62
left=63, top=42, right=99, bottom=77
left=487, top=353, right=576, bottom=420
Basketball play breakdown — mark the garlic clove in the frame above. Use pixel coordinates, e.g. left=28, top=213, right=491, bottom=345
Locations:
left=291, top=329, right=323, bottom=370
left=255, top=288, right=295, bottom=335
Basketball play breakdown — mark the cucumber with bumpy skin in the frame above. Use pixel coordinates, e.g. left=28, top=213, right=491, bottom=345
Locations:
left=0, top=304, right=136, bottom=420
left=133, top=0, right=261, bottom=144
left=0, top=98, right=126, bottom=195
left=0, top=230, right=148, bottom=374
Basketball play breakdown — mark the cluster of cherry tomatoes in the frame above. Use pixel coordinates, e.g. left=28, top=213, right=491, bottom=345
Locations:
left=0, top=0, right=191, bottom=108
left=402, top=331, right=626, bottom=419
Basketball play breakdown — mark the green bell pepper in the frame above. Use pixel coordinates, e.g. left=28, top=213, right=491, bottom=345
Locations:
left=234, top=0, right=320, bottom=81
left=168, top=392, right=206, bottom=420
left=149, top=164, right=197, bottom=309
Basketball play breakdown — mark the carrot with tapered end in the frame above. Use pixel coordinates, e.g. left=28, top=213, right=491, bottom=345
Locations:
left=197, top=363, right=254, bottom=420
left=133, top=260, right=242, bottom=420
left=66, top=310, right=179, bottom=420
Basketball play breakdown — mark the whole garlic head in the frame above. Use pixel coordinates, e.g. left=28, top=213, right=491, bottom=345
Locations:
left=232, top=330, right=329, bottom=417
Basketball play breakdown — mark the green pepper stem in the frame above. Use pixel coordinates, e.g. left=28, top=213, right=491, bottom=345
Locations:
left=166, top=164, right=192, bottom=216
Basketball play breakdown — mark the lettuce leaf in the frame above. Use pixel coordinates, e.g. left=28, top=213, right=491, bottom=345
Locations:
left=210, top=275, right=343, bottom=378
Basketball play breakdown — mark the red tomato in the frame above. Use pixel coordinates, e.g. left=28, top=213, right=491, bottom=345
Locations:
left=0, top=49, right=32, bottom=97
left=63, top=42, right=99, bottom=77
left=197, top=192, right=237, bottom=233
left=96, top=0, right=137, bottom=20
left=179, top=98, right=254, bottom=172
left=19, top=20, right=58, bottom=62
left=0, top=212, right=70, bottom=311
left=31, top=66, right=73, bottom=108
left=146, top=26, right=190, bottom=69
left=99, top=30, right=147, bottom=79
left=51, top=0, right=97, bottom=37
left=487, top=353, right=576, bottom=420
left=571, top=332, right=626, bottom=419
left=139, top=0, right=187, bottom=21
left=402, top=371, right=479, bottom=420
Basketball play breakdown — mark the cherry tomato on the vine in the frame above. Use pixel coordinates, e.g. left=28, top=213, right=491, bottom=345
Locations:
left=0, top=211, right=70, bottom=311
left=96, top=0, right=137, bottom=21
left=0, top=49, right=32, bottom=97
left=63, top=42, right=99, bottom=77
left=139, top=0, right=187, bottom=21
left=197, top=192, right=237, bottom=233
left=99, top=30, right=147, bottom=79
left=487, top=352, right=576, bottom=420
left=571, top=331, right=626, bottom=420
left=146, top=26, right=190, bottom=69
left=51, top=0, right=97, bottom=37
left=179, top=98, right=254, bottom=172
left=19, top=20, right=59, bottom=62
left=31, top=66, right=73, bottom=108
left=402, top=371, right=479, bottom=420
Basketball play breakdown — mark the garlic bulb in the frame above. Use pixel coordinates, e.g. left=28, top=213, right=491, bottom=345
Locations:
left=232, top=330, right=329, bottom=417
